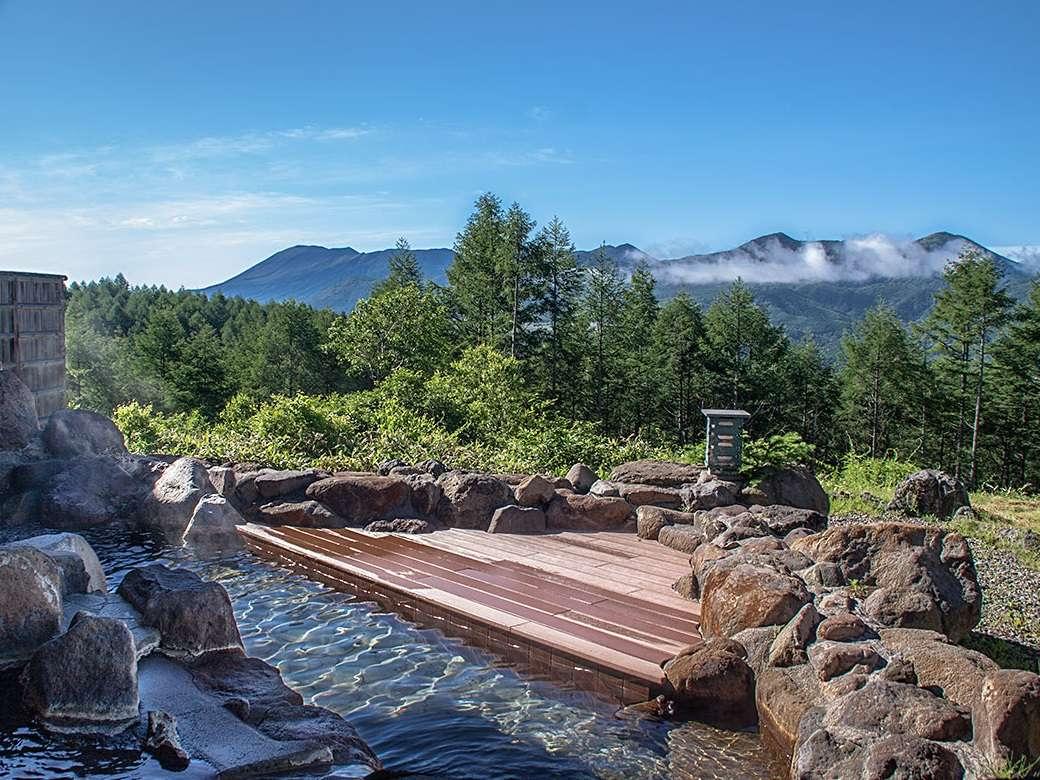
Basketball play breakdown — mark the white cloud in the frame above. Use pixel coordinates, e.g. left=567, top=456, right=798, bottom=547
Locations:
left=995, top=245, right=1040, bottom=270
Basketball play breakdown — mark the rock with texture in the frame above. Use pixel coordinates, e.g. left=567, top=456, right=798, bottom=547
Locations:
left=663, top=640, right=757, bottom=726
left=545, top=492, right=634, bottom=531
left=879, top=628, right=997, bottom=710
left=488, top=504, right=546, bottom=534
left=747, top=504, right=827, bottom=536
left=750, top=467, right=830, bottom=514
left=609, top=460, right=704, bottom=487
left=42, top=409, right=126, bottom=459
left=768, top=603, right=821, bottom=667
left=253, top=469, right=319, bottom=499
left=143, top=710, right=190, bottom=770
left=513, top=474, right=555, bottom=507
left=681, top=480, right=739, bottom=511
left=565, top=463, right=598, bottom=494
left=0, top=369, right=38, bottom=450
left=364, top=518, right=438, bottom=533
left=0, top=546, right=64, bottom=667
left=118, top=565, right=242, bottom=659
left=808, top=641, right=885, bottom=682
left=11, top=532, right=107, bottom=594
left=887, top=469, right=970, bottom=520
left=256, top=500, right=347, bottom=528
left=700, top=556, right=812, bottom=638
left=20, top=612, right=139, bottom=730
left=656, top=524, right=705, bottom=554
left=144, top=457, right=213, bottom=542
left=434, top=471, right=512, bottom=530
left=307, top=473, right=411, bottom=524
left=39, top=456, right=144, bottom=529
left=792, top=522, right=981, bottom=642
left=588, top=479, right=620, bottom=497
left=973, top=669, right=1040, bottom=766
left=756, top=664, right=824, bottom=762
left=183, top=494, right=245, bottom=552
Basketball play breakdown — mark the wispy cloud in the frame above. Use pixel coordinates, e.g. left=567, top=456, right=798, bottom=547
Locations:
left=148, top=125, right=372, bottom=162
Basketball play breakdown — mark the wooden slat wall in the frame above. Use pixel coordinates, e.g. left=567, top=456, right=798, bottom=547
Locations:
left=0, top=272, right=67, bottom=421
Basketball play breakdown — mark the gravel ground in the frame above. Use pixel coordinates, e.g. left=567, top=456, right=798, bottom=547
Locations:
left=829, top=512, right=1040, bottom=654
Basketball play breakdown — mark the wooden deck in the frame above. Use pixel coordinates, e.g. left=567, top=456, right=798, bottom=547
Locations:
left=239, top=524, right=702, bottom=704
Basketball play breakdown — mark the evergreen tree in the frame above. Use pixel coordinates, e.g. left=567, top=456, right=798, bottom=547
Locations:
left=372, top=237, right=423, bottom=296
left=534, top=216, right=583, bottom=410
left=500, top=202, right=540, bottom=358
left=653, top=293, right=706, bottom=445
left=447, top=193, right=508, bottom=348
left=838, top=305, right=926, bottom=458
left=579, top=247, right=626, bottom=433
left=246, top=301, right=329, bottom=397
left=918, top=252, right=1013, bottom=484
left=616, top=261, right=661, bottom=435
left=167, top=324, right=229, bottom=417
left=781, top=339, right=840, bottom=459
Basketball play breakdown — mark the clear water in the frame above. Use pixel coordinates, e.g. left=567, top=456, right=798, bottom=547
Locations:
left=0, top=522, right=780, bottom=779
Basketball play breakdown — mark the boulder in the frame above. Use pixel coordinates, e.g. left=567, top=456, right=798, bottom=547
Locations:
left=376, top=458, right=408, bottom=476
left=42, top=409, right=126, bottom=459
left=513, top=474, right=555, bottom=507
left=822, top=679, right=972, bottom=742
left=565, top=463, right=598, bottom=494
left=256, top=500, right=347, bottom=528
left=768, top=603, right=821, bottom=667
left=416, top=459, right=447, bottom=477
left=364, top=518, right=438, bottom=534
left=21, top=612, right=139, bottom=730
left=588, top=479, right=620, bottom=497
left=750, top=467, right=829, bottom=514
left=860, top=735, right=966, bottom=780
left=403, top=473, right=442, bottom=517
left=183, top=495, right=245, bottom=553
left=0, top=546, right=64, bottom=668
left=792, top=522, right=981, bottom=642
left=118, top=565, right=242, bottom=659
left=616, top=482, right=683, bottom=509
left=434, top=471, right=512, bottom=530
left=307, top=474, right=411, bottom=524
left=545, top=492, right=634, bottom=531
left=731, top=625, right=783, bottom=676
left=681, top=480, right=739, bottom=511
left=808, top=641, right=885, bottom=682
left=253, top=469, right=319, bottom=500
left=208, top=466, right=237, bottom=500
left=144, top=457, right=213, bottom=542
left=816, top=612, right=871, bottom=643
left=973, top=669, right=1040, bottom=766
left=887, top=469, right=970, bottom=520
left=879, top=628, right=997, bottom=710
left=747, top=504, right=827, bottom=535
left=143, top=710, right=190, bottom=771
left=636, top=505, right=671, bottom=540
left=0, top=369, right=38, bottom=450
left=10, top=532, right=107, bottom=594
left=656, top=525, right=705, bottom=554
left=488, top=505, right=546, bottom=534
left=609, top=460, right=704, bottom=487
left=756, top=664, right=824, bottom=762
left=700, top=557, right=812, bottom=638
left=663, top=640, right=757, bottom=726
left=39, top=456, right=144, bottom=529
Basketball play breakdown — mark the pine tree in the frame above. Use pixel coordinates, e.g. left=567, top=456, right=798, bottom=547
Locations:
left=372, top=237, right=423, bottom=296
left=838, top=305, right=926, bottom=458
left=653, top=293, right=706, bottom=445
left=447, top=193, right=508, bottom=349
left=781, top=338, right=840, bottom=459
left=534, top=216, right=583, bottom=410
left=616, top=261, right=661, bottom=435
left=499, top=202, right=540, bottom=358
left=168, top=324, right=229, bottom=417
left=918, top=252, right=1013, bottom=484
left=579, top=247, right=625, bottom=433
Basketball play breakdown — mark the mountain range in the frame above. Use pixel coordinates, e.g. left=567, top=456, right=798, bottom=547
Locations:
left=202, top=231, right=1035, bottom=351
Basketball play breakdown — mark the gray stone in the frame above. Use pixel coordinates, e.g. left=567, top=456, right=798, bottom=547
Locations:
left=768, top=603, right=821, bottom=667
left=565, top=463, right=598, bottom=493
left=747, top=503, right=828, bottom=535
left=10, top=532, right=107, bottom=594
left=751, top=467, right=830, bottom=514
left=253, top=469, right=319, bottom=499
left=488, top=504, right=546, bottom=534
left=588, top=479, right=620, bottom=497
left=608, top=460, right=705, bottom=487
left=143, top=457, right=213, bottom=543
left=545, top=492, right=634, bottom=531
left=435, top=471, right=513, bottom=530
left=42, top=409, right=126, bottom=459
left=513, top=474, right=555, bottom=507
left=0, top=369, right=38, bottom=451
left=183, top=494, right=245, bottom=552
left=256, top=500, right=347, bottom=528
left=118, top=565, right=242, bottom=660
left=39, top=456, right=144, bottom=529
left=20, top=612, right=139, bottom=731
left=307, top=473, right=412, bottom=523
left=403, top=473, right=442, bottom=517
left=681, top=480, right=738, bottom=511
left=143, top=710, right=190, bottom=771
left=62, top=592, right=161, bottom=660
left=656, top=524, right=705, bottom=554
left=416, top=459, right=447, bottom=477
left=0, top=546, right=64, bottom=669
left=887, top=469, right=970, bottom=520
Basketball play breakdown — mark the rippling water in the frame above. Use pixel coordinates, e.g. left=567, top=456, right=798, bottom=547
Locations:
left=1, top=523, right=780, bottom=779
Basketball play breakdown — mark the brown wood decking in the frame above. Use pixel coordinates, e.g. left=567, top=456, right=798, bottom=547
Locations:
left=238, top=524, right=702, bottom=704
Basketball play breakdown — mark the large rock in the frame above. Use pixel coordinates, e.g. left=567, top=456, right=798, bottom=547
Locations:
left=616, top=482, right=683, bottom=509
left=663, top=640, right=757, bottom=727
left=565, top=463, right=598, bottom=494
left=183, top=495, right=245, bottom=553
left=143, top=710, right=190, bottom=771
left=887, top=469, right=971, bottom=519
left=39, top=456, right=144, bottom=529
left=20, top=612, right=139, bottom=730
left=823, top=679, right=972, bottom=742
left=973, top=669, right=1040, bottom=767
left=403, top=473, right=442, bottom=517
left=488, top=505, right=546, bottom=534
left=879, top=628, right=997, bottom=710
left=545, top=492, right=634, bottom=531
left=792, top=522, right=981, bottom=642
left=118, top=565, right=242, bottom=659
left=756, top=664, right=823, bottom=762
left=0, top=546, right=64, bottom=668
left=256, top=500, right=347, bottom=528
left=768, top=603, right=821, bottom=668
left=513, top=474, right=555, bottom=507
left=0, top=369, right=38, bottom=450
left=609, top=459, right=704, bottom=487
left=435, top=471, right=513, bottom=530
left=253, top=469, right=320, bottom=500
left=307, top=473, right=411, bottom=524
left=749, top=467, right=829, bottom=514
left=747, top=504, right=827, bottom=536
left=42, top=409, right=126, bottom=459
left=699, top=555, right=812, bottom=638
left=807, top=641, right=885, bottom=682
left=681, top=480, right=739, bottom=511
left=11, top=532, right=107, bottom=594
left=144, top=457, right=213, bottom=542
left=656, top=525, right=705, bottom=554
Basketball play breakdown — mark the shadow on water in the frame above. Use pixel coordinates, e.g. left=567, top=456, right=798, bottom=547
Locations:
left=1, top=521, right=781, bottom=779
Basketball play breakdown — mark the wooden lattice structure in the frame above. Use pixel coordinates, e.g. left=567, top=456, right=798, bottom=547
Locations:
left=0, top=271, right=67, bottom=421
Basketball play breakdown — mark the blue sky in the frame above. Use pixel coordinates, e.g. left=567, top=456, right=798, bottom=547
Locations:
left=1, top=1, right=1037, bottom=287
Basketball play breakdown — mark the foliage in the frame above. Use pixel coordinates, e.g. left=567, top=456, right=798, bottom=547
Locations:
left=741, top=432, right=816, bottom=476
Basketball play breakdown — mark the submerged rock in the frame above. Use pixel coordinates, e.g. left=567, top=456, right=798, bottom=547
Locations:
left=663, top=640, right=757, bottom=727
left=118, top=565, right=242, bottom=659
left=20, top=612, right=139, bottom=731
left=183, top=494, right=245, bottom=552
left=143, top=709, right=190, bottom=771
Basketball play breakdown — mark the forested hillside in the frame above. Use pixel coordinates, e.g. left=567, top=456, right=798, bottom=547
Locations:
left=69, top=194, right=1040, bottom=488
